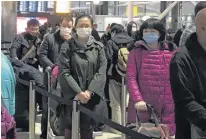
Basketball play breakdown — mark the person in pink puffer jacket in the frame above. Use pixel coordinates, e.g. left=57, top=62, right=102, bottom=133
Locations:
left=1, top=105, right=16, bottom=139
left=126, top=18, right=177, bottom=137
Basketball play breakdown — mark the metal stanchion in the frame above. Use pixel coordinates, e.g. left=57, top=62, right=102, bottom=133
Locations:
left=157, top=1, right=179, bottom=20
left=29, top=80, right=36, bottom=139
left=46, top=67, right=52, bottom=139
left=121, top=76, right=126, bottom=139
left=72, top=96, right=80, bottom=139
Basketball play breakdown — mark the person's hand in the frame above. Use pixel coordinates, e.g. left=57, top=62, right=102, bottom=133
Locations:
left=84, top=90, right=93, bottom=103
left=134, top=101, right=147, bottom=111
left=77, top=92, right=90, bottom=104
left=159, top=124, right=170, bottom=139
left=12, top=58, right=23, bottom=67
left=85, top=90, right=93, bottom=98
left=62, top=34, right=72, bottom=40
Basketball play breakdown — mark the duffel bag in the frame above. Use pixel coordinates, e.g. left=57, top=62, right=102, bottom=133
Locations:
left=126, top=104, right=169, bottom=139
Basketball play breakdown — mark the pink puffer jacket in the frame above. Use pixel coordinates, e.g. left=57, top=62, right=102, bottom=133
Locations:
left=126, top=41, right=176, bottom=136
left=1, top=105, right=16, bottom=139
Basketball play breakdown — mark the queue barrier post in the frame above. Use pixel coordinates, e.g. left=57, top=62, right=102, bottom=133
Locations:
left=29, top=80, right=36, bottom=139
left=121, top=76, right=127, bottom=139
left=45, top=66, right=54, bottom=139
left=72, top=96, right=80, bottom=139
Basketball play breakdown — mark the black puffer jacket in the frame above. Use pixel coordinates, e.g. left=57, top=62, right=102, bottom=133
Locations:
left=170, top=33, right=206, bottom=139
left=10, top=32, right=41, bottom=68
left=105, top=32, right=134, bottom=83
left=39, top=30, right=65, bottom=69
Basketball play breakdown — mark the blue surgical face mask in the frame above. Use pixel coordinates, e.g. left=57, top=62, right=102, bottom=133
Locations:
left=143, top=32, right=159, bottom=44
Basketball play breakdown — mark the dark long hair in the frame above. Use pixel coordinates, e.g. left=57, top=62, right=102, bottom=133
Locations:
left=127, top=21, right=137, bottom=37
left=110, top=24, right=125, bottom=34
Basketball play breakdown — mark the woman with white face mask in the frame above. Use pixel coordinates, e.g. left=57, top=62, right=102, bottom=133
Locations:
left=58, top=15, right=107, bottom=139
left=126, top=21, right=141, bottom=50
left=126, top=18, right=177, bottom=138
left=127, top=21, right=137, bottom=38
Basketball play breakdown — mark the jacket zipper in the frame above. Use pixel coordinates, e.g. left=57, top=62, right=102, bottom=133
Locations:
left=162, top=50, right=167, bottom=120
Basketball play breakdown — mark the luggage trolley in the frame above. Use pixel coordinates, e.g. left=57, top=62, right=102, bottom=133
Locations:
left=45, top=67, right=64, bottom=139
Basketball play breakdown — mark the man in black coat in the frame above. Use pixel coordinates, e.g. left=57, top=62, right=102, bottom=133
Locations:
left=10, top=19, right=43, bottom=130
left=39, top=16, right=73, bottom=139
left=170, top=8, right=206, bottom=139
left=39, top=16, right=73, bottom=69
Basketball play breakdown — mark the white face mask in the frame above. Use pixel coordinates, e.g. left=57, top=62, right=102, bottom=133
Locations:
left=60, top=27, right=72, bottom=36
left=76, top=28, right=92, bottom=38
left=132, top=27, right=137, bottom=32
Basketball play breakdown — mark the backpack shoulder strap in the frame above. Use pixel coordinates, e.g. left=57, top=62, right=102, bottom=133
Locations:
left=20, top=44, right=35, bottom=62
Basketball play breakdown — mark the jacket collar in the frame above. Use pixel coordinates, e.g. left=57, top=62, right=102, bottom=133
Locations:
left=54, top=30, right=64, bottom=44
left=135, top=40, right=177, bottom=51
left=135, top=40, right=159, bottom=51
left=111, top=32, right=134, bottom=44
left=70, top=35, right=97, bottom=52
left=186, top=33, right=206, bottom=56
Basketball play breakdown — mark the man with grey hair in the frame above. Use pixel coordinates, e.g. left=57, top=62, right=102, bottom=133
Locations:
left=170, top=8, right=206, bottom=139
left=179, top=1, right=206, bottom=47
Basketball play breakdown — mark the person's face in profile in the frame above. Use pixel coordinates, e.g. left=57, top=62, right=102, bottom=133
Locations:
left=195, top=9, right=206, bottom=49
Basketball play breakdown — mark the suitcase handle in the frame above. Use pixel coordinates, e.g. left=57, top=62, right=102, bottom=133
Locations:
left=136, top=104, right=160, bottom=127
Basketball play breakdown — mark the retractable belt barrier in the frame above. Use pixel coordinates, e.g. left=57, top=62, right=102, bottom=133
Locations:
left=16, top=76, right=151, bottom=139
left=17, top=76, right=73, bottom=106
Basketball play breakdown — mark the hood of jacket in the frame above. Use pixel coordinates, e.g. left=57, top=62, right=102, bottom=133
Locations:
left=135, top=40, right=158, bottom=51
left=186, top=32, right=206, bottom=54
left=111, top=32, right=134, bottom=45
left=54, top=30, right=65, bottom=44
left=73, top=35, right=95, bottom=46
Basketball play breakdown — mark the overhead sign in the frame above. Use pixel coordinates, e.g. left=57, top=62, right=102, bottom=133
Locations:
left=17, top=1, right=55, bottom=13
left=55, top=1, right=71, bottom=14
